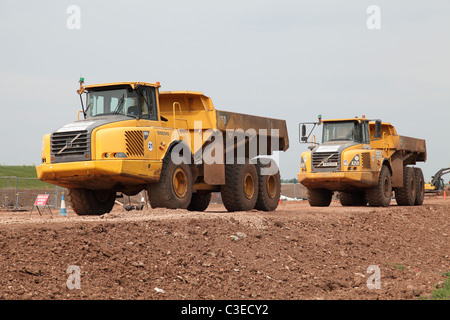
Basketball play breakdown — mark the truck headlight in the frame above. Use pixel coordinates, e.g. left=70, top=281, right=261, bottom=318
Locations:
left=113, top=152, right=128, bottom=158
left=350, top=155, right=360, bottom=166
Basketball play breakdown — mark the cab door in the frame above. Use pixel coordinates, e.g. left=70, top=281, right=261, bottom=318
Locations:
left=136, top=86, right=160, bottom=160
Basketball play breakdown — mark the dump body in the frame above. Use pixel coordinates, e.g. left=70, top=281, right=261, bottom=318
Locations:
left=37, top=82, right=288, bottom=212
left=158, top=91, right=289, bottom=155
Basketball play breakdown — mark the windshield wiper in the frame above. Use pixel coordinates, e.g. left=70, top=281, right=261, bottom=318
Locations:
left=113, top=96, right=125, bottom=115
left=85, top=103, right=92, bottom=114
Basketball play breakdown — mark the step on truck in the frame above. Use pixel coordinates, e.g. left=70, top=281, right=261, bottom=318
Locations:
left=297, top=115, right=427, bottom=207
left=36, top=79, right=289, bottom=215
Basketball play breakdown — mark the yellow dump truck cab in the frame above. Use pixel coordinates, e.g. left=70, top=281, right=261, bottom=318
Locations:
left=298, top=116, right=426, bottom=207
left=38, top=82, right=170, bottom=194
left=37, top=80, right=289, bottom=215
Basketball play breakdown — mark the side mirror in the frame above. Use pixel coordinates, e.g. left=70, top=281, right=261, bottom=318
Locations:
left=374, top=120, right=382, bottom=138
left=299, top=122, right=318, bottom=144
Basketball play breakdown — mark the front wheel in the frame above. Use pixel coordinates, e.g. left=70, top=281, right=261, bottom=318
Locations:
left=67, top=188, right=116, bottom=215
left=338, top=191, right=367, bottom=206
left=147, top=156, right=193, bottom=209
left=307, top=188, right=332, bottom=207
left=366, top=165, right=392, bottom=207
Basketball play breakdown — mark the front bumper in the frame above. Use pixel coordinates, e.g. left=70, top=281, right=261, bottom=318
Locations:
left=297, top=171, right=378, bottom=191
left=36, top=159, right=162, bottom=189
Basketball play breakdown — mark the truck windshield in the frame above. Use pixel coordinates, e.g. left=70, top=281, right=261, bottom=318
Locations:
left=322, top=121, right=363, bottom=143
left=85, top=86, right=158, bottom=120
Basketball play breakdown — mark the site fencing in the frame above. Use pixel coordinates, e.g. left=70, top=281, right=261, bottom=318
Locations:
left=280, top=183, right=307, bottom=200
left=0, top=176, right=65, bottom=211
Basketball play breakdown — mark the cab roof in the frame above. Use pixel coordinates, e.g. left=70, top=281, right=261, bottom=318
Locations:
left=321, top=117, right=370, bottom=123
left=78, top=81, right=161, bottom=93
left=321, top=117, right=393, bottom=127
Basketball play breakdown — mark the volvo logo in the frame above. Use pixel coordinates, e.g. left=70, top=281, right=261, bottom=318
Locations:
left=57, top=133, right=82, bottom=155
left=317, top=154, right=338, bottom=167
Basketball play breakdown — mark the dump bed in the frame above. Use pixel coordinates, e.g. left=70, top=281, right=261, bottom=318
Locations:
left=395, top=135, right=427, bottom=162
left=159, top=91, right=289, bottom=152
left=369, top=121, right=426, bottom=165
left=215, top=110, right=289, bottom=152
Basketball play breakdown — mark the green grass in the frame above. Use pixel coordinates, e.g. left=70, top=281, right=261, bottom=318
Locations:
left=0, top=165, right=53, bottom=189
left=387, top=262, right=406, bottom=271
left=429, top=273, right=450, bottom=300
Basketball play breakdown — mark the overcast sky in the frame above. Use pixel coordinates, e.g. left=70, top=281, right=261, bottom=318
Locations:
left=0, top=0, right=449, bottom=182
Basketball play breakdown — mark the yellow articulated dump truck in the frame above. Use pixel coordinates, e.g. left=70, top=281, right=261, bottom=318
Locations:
left=297, top=115, right=426, bottom=207
left=36, top=79, right=289, bottom=215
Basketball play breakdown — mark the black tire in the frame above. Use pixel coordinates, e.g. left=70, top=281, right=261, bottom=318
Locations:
left=187, top=192, right=211, bottom=212
left=147, top=156, right=193, bottom=209
left=338, top=191, right=367, bottom=206
left=366, top=165, right=392, bottom=207
left=67, top=188, right=116, bottom=215
left=307, top=188, right=332, bottom=207
left=221, top=163, right=258, bottom=212
left=413, top=167, right=425, bottom=206
left=395, top=166, right=416, bottom=206
left=254, top=159, right=281, bottom=211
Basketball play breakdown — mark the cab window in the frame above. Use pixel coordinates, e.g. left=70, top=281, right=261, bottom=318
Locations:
left=140, top=87, right=158, bottom=121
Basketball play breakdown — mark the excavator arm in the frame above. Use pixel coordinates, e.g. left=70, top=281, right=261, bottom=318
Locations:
left=430, top=167, right=450, bottom=190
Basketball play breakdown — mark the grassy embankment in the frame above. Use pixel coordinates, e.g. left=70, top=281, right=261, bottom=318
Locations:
left=0, top=165, right=53, bottom=189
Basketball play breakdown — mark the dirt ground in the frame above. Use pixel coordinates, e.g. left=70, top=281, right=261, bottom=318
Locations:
left=0, top=196, right=448, bottom=301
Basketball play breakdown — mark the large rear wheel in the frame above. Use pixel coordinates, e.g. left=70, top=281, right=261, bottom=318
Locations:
left=221, top=163, right=258, bottom=212
left=187, top=192, right=211, bottom=212
left=413, top=167, right=425, bottom=206
left=254, top=159, right=281, bottom=211
left=395, top=166, right=416, bottom=206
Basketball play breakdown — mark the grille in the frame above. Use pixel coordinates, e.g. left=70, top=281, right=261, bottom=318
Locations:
left=125, top=130, right=145, bottom=157
left=361, top=152, right=371, bottom=169
left=51, top=130, right=89, bottom=158
left=312, top=152, right=339, bottom=169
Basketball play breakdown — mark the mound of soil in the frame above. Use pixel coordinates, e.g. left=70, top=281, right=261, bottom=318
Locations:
left=0, top=197, right=448, bottom=301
